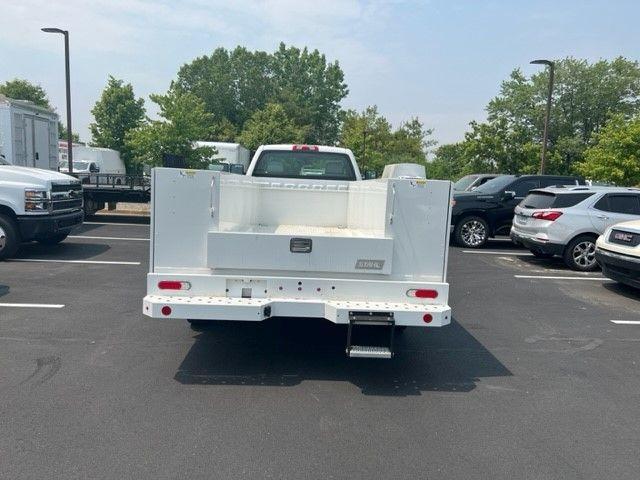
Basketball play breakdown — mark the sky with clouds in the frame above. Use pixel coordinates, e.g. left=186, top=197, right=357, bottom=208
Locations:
left=1, top=0, right=638, bottom=145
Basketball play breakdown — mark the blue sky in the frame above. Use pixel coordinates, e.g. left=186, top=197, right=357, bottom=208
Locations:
left=1, top=0, right=638, bottom=145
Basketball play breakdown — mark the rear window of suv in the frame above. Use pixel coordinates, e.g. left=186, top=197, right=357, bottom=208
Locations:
left=520, top=191, right=594, bottom=209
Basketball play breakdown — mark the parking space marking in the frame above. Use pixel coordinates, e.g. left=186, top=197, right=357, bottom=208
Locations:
left=8, top=259, right=141, bottom=266
left=610, top=320, right=640, bottom=325
left=515, top=275, right=606, bottom=281
left=462, top=250, right=533, bottom=256
left=0, top=303, right=65, bottom=308
left=69, top=235, right=149, bottom=241
left=83, top=221, right=149, bottom=226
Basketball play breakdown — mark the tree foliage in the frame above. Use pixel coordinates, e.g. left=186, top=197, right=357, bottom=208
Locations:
left=237, top=103, right=307, bottom=151
left=172, top=43, right=348, bottom=145
left=434, top=57, right=640, bottom=179
left=125, top=91, right=214, bottom=169
left=339, top=106, right=434, bottom=174
left=0, top=78, right=51, bottom=108
left=577, top=114, right=640, bottom=186
left=90, top=76, right=145, bottom=170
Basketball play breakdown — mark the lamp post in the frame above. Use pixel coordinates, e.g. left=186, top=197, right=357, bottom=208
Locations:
left=530, top=59, right=555, bottom=175
left=42, top=27, right=73, bottom=174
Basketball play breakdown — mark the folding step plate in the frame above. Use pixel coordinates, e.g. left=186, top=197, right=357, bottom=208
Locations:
left=346, top=311, right=395, bottom=359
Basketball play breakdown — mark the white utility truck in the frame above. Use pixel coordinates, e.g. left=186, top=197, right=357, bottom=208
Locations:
left=59, top=143, right=126, bottom=177
left=143, top=144, right=452, bottom=358
left=0, top=157, right=83, bottom=259
left=194, top=141, right=251, bottom=172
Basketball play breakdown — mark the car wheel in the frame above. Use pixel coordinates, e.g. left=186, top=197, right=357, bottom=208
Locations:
left=37, top=234, right=69, bottom=246
left=455, top=216, right=489, bottom=248
left=563, top=235, right=598, bottom=271
left=0, top=214, right=20, bottom=260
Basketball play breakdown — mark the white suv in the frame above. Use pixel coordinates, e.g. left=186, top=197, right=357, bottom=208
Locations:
left=596, top=220, right=640, bottom=288
left=510, top=186, right=640, bottom=271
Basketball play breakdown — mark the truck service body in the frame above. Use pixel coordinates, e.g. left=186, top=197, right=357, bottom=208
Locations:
left=143, top=145, right=452, bottom=358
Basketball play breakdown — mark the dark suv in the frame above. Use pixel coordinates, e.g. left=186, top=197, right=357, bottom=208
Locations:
left=451, top=174, right=585, bottom=248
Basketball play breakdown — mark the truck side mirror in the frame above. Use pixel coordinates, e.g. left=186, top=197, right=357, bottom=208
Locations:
left=364, top=170, right=376, bottom=180
left=502, top=190, right=516, bottom=200
left=90, top=163, right=100, bottom=173
left=229, top=164, right=245, bottom=175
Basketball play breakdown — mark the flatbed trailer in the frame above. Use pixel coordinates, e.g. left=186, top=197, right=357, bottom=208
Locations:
left=73, top=173, right=150, bottom=214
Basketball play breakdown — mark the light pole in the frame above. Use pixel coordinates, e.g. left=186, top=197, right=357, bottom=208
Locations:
left=530, top=59, right=554, bottom=175
left=42, top=27, right=73, bottom=174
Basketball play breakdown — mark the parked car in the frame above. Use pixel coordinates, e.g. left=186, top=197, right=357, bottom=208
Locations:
left=511, top=186, right=640, bottom=271
left=453, top=174, right=502, bottom=192
left=451, top=174, right=585, bottom=248
left=595, top=220, right=640, bottom=288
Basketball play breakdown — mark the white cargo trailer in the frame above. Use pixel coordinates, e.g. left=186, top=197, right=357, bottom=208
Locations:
left=144, top=145, right=453, bottom=358
left=0, top=95, right=59, bottom=170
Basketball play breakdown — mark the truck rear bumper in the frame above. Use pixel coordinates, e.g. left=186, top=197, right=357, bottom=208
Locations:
left=143, top=295, right=451, bottom=327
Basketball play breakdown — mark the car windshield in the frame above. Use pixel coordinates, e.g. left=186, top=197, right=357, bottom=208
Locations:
left=453, top=175, right=479, bottom=191
left=252, top=151, right=356, bottom=181
left=520, top=191, right=595, bottom=209
left=472, top=175, right=515, bottom=194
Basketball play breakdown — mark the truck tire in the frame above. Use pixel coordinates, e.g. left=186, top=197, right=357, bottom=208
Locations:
left=37, top=234, right=69, bottom=246
left=563, top=234, right=598, bottom=271
left=0, top=214, right=20, bottom=260
left=454, top=216, right=489, bottom=248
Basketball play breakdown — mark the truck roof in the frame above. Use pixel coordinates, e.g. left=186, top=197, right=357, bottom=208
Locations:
left=258, top=144, right=354, bottom=156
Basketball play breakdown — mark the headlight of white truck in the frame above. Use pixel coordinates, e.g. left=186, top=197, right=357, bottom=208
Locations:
left=24, top=188, right=51, bottom=212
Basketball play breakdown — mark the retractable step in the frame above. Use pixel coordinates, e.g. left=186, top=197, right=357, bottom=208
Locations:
left=346, top=311, right=395, bottom=359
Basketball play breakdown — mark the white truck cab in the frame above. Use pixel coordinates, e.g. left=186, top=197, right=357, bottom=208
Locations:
left=143, top=144, right=452, bottom=358
left=0, top=157, right=83, bottom=258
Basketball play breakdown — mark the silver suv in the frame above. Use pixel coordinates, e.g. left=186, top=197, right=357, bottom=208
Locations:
left=510, top=186, right=640, bottom=271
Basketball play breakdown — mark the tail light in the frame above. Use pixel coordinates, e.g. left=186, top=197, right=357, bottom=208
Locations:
left=292, top=145, right=319, bottom=151
left=532, top=211, right=563, bottom=221
left=407, top=289, right=438, bottom=299
left=423, top=313, right=433, bottom=323
left=158, top=280, right=191, bottom=290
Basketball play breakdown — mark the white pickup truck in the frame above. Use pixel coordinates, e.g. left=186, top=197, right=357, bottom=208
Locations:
left=143, top=144, right=452, bottom=358
left=0, top=157, right=83, bottom=258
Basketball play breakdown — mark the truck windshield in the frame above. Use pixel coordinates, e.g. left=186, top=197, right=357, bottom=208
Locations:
left=453, top=175, right=479, bottom=191
left=252, top=151, right=356, bottom=181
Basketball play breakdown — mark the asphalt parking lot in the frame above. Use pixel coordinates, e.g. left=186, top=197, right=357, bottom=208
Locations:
left=1, top=221, right=639, bottom=480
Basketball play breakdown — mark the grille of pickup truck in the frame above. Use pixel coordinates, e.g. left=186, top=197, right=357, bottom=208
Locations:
left=51, top=182, right=83, bottom=211
left=609, top=229, right=640, bottom=247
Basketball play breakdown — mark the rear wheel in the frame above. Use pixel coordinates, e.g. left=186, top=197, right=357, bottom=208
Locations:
left=37, top=234, right=68, bottom=246
left=563, top=235, right=598, bottom=271
left=0, top=214, right=20, bottom=260
left=454, top=216, right=489, bottom=248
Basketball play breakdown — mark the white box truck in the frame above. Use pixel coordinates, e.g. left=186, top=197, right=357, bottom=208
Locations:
left=194, top=141, right=251, bottom=172
left=0, top=95, right=59, bottom=171
left=143, top=145, right=452, bottom=358
left=58, top=143, right=126, bottom=176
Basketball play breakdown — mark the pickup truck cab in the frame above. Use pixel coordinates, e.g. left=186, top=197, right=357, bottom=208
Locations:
left=452, top=174, right=585, bottom=248
left=0, top=157, right=83, bottom=258
left=143, top=145, right=453, bottom=359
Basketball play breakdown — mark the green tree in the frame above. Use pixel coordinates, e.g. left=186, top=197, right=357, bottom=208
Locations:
left=172, top=43, right=348, bottom=145
left=237, top=103, right=307, bottom=151
left=0, top=78, right=50, bottom=107
left=428, top=143, right=467, bottom=180
left=125, top=90, right=215, bottom=169
left=577, top=114, right=640, bottom=186
left=90, top=76, right=145, bottom=170
left=339, top=106, right=433, bottom=174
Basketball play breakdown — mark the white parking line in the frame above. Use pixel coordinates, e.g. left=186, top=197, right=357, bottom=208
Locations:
left=0, top=303, right=65, bottom=308
left=8, top=259, right=141, bottom=266
left=83, top=221, right=149, bottom=227
left=462, top=250, right=533, bottom=256
left=69, top=235, right=149, bottom=241
left=515, top=275, right=606, bottom=281
left=610, top=320, right=640, bottom=325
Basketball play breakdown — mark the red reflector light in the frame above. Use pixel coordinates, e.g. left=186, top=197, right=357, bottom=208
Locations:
left=423, top=313, right=433, bottom=323
left=161, top=306, right=172, bottom=316
left=292, top=144, right=319, bottom=151
left=407, top=289, right=438, bottom=299
left=532, top=210, right=563, bottom=221
left=158, top=281, right=191, bottom=290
